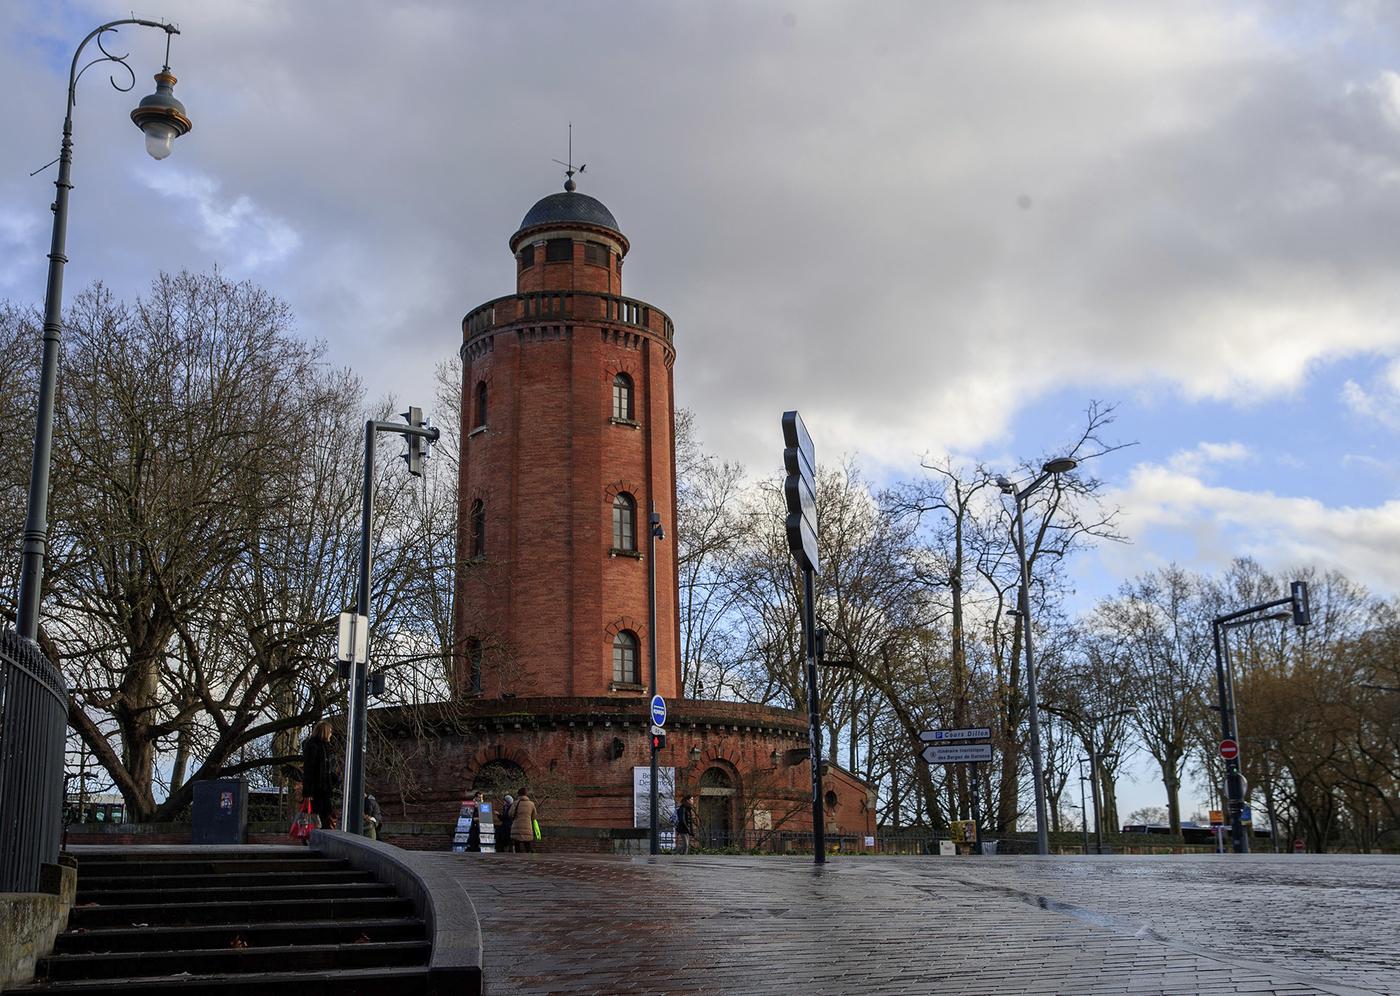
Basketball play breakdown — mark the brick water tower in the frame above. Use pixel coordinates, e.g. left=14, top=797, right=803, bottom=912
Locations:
left=453, top=174, right=680, bottom=701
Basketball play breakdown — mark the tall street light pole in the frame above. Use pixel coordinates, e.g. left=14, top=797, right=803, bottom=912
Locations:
left=1211, top=581, right=1310, bottom=854
left=17, top=19, right=192, bottom=643
left=342, top=411, right=438, bottom=834
left=998, top=456, right=1076, bottom=857
left=647, top=503, right=664, bottom=856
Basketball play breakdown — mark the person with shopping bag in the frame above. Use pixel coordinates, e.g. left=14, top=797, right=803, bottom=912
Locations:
left=300, top=720, right=338, bottom=834
left=510, top=788, right=538, bottom=853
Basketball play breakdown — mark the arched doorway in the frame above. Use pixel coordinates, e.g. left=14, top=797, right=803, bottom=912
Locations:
left=699, top=766, right=737, bottom=847
left=472, top=759, right=526, bottom=802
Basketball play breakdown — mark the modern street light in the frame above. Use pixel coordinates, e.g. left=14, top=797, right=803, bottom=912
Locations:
left=17, top=19, right=191, bottom=643
left=647, top=503, right=664, bottom=855
left=1211, top=583, right=1310, bottom=854
left=998, top=456, right=1077, bottom=856
left=1076, top=759, right=1091, bottom=855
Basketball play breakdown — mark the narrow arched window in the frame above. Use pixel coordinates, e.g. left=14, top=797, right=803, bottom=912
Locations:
left=474, top=380, right=487, bottom=428
left=470, top=499, right=485, bottom=559
left=612, top=492, right=636, bottom=551
left=612, top=373, right=634, bottom=421
left=613, top=630, right=639, bottom=684
left=466, top=637, right=483, bottom=696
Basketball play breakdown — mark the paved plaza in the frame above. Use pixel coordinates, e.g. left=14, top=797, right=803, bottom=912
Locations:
left=433, top=852, right=1400, bottom=996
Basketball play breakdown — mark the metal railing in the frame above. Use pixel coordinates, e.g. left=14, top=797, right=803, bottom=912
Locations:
left=0, top=626, right=68, bottom=892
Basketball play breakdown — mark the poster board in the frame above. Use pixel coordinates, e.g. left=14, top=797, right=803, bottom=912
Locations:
left=477, top=802, right=495, bottom=853
left=451, top=799, right=475, bottom=852
left=633, top=766, right=678, bottom=850
left=451, top=800, right=498, bottom=853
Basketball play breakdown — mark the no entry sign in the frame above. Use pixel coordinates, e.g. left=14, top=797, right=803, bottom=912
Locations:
left=1219, top=738, right=1239, bottom=761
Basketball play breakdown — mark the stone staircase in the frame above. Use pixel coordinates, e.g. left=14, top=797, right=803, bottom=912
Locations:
left=24, top=845, right=437, bottom=994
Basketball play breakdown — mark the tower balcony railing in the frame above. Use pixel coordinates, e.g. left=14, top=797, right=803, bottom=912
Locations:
left=463, top=292, right=673, bottom=345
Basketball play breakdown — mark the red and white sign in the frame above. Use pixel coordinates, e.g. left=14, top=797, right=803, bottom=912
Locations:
left=1219, top=738, right=1239, bottom=761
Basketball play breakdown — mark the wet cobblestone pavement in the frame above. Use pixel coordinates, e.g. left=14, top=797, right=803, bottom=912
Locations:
left=432, top=852, right=1400, bottom=995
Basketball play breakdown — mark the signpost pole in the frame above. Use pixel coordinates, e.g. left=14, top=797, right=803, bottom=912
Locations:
left=803, top=565, right=826, bottom=864
left=782, top=411, right=825, bottom=865
left=1088, top=735, right=1104, bottom=855
left=648, top=503, right=660, bottom=856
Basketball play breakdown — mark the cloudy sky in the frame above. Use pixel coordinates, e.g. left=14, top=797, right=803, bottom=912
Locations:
left=6, top=1, right=1400, bottom=815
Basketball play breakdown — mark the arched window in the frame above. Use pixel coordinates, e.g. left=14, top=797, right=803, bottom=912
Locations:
left=474, top=380, right=487, bottom=428
left=613, top=630, right=639, bottom=684
left=612, top=373, right=634, bottom=421
left=472, top=758, right=526, bottom=796
left=612, top=492, right=636, bottom=551
left=465, top=637, right=484, bottom=696
left=470, top=499, right=485, bottom=559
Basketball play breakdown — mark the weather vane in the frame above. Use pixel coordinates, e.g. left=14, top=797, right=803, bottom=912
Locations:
left=552, top=122, right=586, bottom=191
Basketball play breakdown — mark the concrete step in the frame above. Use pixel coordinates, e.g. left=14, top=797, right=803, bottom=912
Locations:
left=54, top=917, right=427, bottom=954
left=68, top=895, right=414, bottom=929
left=73, top=857, right=351, bottom=878
left=77, top=869, right=376, bottom=894
left=21, top=965, right=433, bottom=994
left=78, top=881, right=395, bottom=906
left=67, top=846, right=311, bottom=863
left=39, top=939, right=431, bottom=982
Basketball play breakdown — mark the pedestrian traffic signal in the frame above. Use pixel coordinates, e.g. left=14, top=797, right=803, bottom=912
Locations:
left=1290, top=580, right=1311, bottom=627
left=650, top=732, right=666, bottom=750
left=402, top=406, right=428, bottom=476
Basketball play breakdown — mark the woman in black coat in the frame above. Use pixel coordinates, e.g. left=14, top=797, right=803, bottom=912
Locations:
left=301, top=720, right=337, bottom=829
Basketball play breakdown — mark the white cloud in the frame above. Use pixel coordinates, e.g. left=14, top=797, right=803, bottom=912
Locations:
left=1341, top=377, right=1400, bottom=430
left=1110, top=460, right=1400, bottom=591
left=1167, top=441, right=1252, bottom=476
left=135, top=168, right=300, bottom=273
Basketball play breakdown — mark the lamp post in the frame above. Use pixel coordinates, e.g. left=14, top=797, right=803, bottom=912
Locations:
left=17, top=19, right=192, bottom=643
left=1077, top=759, right=1091, bottom=855
left=998, top=456, right=1076, bottom=856
left=1211, top=582, right=1310, bottom=854
left=647, top=502, right=664, bottom=855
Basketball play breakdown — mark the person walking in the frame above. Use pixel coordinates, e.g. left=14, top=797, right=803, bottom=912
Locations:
left=498, top=794, right=515, bottom=853
left=466, top=791, right=484, bottom=852
left=676, top=794, right=699, bottom=854
left=363, top=793, right=382, bottom=841
left=301, top=720, right=337, bottom=833
left=510, top=788, right=538, bottom=853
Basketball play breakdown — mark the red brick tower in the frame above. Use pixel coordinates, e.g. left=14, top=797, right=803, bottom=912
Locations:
left=454, top=177, right=680, bottom=701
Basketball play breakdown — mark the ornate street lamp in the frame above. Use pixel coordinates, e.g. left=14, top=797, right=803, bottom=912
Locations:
left=16, top=19, right=191, bottom=643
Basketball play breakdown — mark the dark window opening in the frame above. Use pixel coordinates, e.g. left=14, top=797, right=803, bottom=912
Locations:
left=520, top=244, right=535, bottom=269
left=545, top=238, right=572, bottom=262
left=470, top=499, right=485, bottom=558
left=613, top=630, right=639, bottom=684
left=612, top=372, right=634, bottom=421
left=474, top=380, right=487, bottom=428
left=466, top=637, right=483, bottom=696
left=584, top=242, right=609, bottom=267
left=612, top=492, right=636, bottom=551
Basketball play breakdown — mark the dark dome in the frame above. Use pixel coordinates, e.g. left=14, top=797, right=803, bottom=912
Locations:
left=517, top=190, right=620, bottom=234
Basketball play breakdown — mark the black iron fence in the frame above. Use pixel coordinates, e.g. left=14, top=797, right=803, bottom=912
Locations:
left=0, top=626, right=68, bottom=892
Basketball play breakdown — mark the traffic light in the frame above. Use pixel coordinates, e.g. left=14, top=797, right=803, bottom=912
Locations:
left=1290, top=580, right=1311, bottom=627
left=650, top=732, right=666, bottom=750
left=402, top=406, right=428, bottom=476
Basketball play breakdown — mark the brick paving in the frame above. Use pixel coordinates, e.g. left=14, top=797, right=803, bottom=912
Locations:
left=430, top=852, right=1400, bottom=995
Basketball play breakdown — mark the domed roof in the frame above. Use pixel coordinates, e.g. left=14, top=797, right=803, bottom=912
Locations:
left=516, top=187, right=620, bottom=235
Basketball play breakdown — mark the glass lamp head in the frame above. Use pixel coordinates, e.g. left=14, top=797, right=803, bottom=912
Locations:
left=131, top=69, right=192, bottom=160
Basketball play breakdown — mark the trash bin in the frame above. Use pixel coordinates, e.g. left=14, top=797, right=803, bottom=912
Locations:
left=192, top=778, right=248, bottom=845
left=981, top=840, right=998, bottom=855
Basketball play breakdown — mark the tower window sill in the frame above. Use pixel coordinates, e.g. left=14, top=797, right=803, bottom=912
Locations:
left=468, top=424, right=489, bottom=438
left=608, top=548, right=642, bottom=560
left=609, top=417, right=640, bottom=429
left=610, top=681, right=645, bottom=693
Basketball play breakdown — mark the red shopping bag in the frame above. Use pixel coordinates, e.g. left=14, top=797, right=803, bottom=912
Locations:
left=290, top=799, right=319, bottom=841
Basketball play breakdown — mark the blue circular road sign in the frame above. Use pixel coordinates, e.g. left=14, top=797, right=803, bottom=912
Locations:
left=651, top=694, right=667, bottom=727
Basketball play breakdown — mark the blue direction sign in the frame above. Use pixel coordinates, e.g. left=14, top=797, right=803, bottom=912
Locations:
left=919, top=727, right=992, bottom=742
left=650, top=694, right=667, bottom=728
